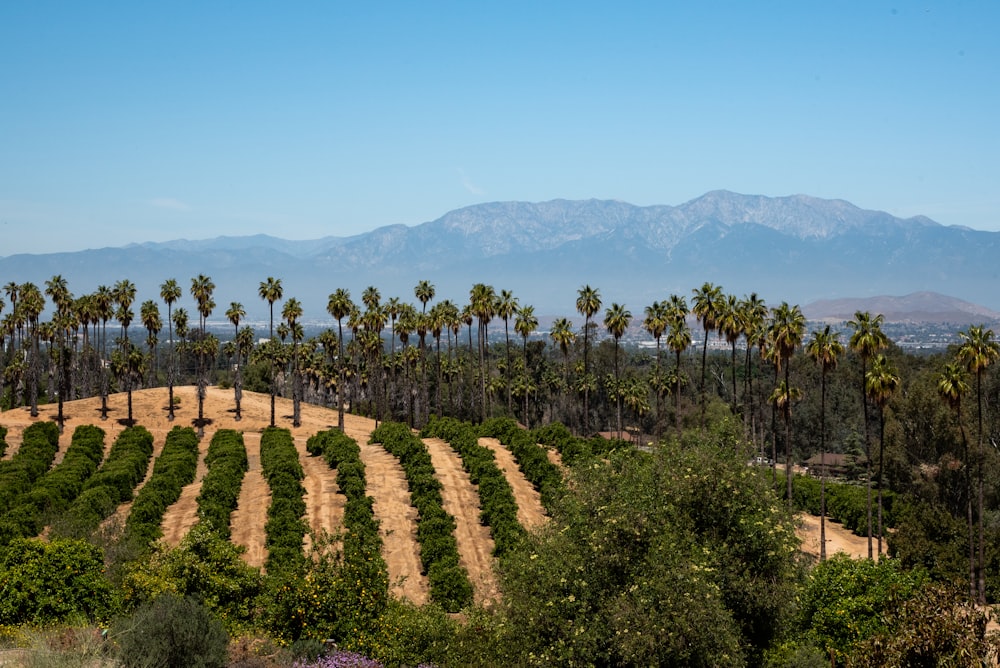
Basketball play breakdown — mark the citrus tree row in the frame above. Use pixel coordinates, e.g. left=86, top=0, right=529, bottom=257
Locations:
left=0, top=421, right=59, bottom=515
left=195, top=429, right=248, bottom=539
left=124, top=426, right=199, bottom=549
left=56, top=426, right=154, bottom=539
left=420, top=416, right=524, bottom=558
left=0, top=424, right=104, bottom=545
left=260, top=426, right=307, bottom=573
left=371, top=421, right=473, bottom=612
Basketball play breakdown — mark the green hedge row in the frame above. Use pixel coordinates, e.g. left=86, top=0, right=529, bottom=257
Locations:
left=124, top=426, right=200, bottom=549
left=260, top=426, right=307, bottom=573
left=480, top=417, right=564, bottom=511
left=370, top=421, right=472, bottom=612
left=54, top=426, right=155, bottom=539
left=195, top=429, right=248, bottom=539
left=0, top=425, right=105, bottom=545
left=420, top=416, right=525, bottom=558
left=0, top=422, right=60, bottom=515
left=0, top=425, right=7, bottom=458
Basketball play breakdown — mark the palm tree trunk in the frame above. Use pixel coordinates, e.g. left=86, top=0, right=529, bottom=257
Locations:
left=820, top=370, right=827, bottom=561
left=877, top=406, right=885, bottom=557
left=862, top=358, right=873, bottom=560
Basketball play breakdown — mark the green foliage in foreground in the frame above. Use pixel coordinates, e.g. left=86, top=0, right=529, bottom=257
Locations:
left=114, top=593, right=229, bottom=668
left=0, top=538, right=112, bottom=625
left=0, top=421, right=60, bottom=515
left=497, top=434, right=803, bottom=667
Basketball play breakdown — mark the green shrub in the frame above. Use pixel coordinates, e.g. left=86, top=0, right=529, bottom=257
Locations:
left=0, top=538, right=112, bottom=625
left=260, top=427, right=306, bottom=573
left=114, top=593, right=229, bottom=668
left=195, top=429, right=248, bottom=538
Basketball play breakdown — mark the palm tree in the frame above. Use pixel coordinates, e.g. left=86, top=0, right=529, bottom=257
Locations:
left=717, top=294, right=743, bottom=414
left=190, top=274, right=216, bottom=436
left=282, top=297, right=304, bottom=427
left=470, top=283, right=497, bottom=422
left=44, top=276, right=73, bottom=432
left=740, top=293, right=768, bottom=442
left=160, top=279, right=182, bottom=420
left=937, top=360, right=975, bottom=600
left=226, top=302, right=246, bottom=420
left=414, top=280, right=436, bottom=424
left=643, top=300, right=668, bottom=439
left=604, top=302, right=632, bottom=440
left=848, top=311, right=889, bottom=559
left=494, top=289, right=519, bottom=416
left=691, top=282, right=724, bottom=429
left=666, top=310, right=692, bottom=439
left=576, top=285, right=602, bottom=434
left=549, top=316, right=576, bottom=424
left=514, top=304, right=538, bottom=425
left=866, top=353, right=899, bottom=558
left=140, top=300, right=162, bottom=387
left=769, top=379, right=802, bottom=507
left=770, top=301, right=806, bottom=508
left=258, top=277, right=283, bottom=427
left=957, top=324, right=999, bottom=603
left=327, top=288, right=353, bottom=430
left=806, top=325, right=844, bottom=561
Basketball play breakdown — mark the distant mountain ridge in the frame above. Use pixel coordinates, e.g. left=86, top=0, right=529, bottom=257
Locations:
left=2, top=191, right=998, bottom=321
left=803, top=292, right=1000, bottom=324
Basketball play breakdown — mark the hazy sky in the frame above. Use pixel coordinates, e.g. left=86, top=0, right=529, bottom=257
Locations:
left=2, top=2, right=997, bottom=255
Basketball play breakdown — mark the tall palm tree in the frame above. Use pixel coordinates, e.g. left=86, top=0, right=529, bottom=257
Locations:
left=258, top=277, right=283, bottom=427
left=848, top=311, right=889, bottom=559
left=866, top=353, right=899, bottom=558
left=576, top=285, right=602, bottom=435
left=414, top=280, right=436, bottom=424
left=470, top=283, right=497, bottom=422
left=937, top=360, right=975, bottom=600
left=226, top=302, right=246, bottom=421
left=717, top=294, right=743, bottom=415
left=327, top=288, right=353, bottom=430
left=604, top=302, right=632, bottom=440
left=140, top=300, right=162, bottom=387
left=957, top=324, right=999, bottom=604
left=190, top=274, right=216, bottom=436
left=282, top=297, right=304, bottom=427
left=666, top=310, right=692, bottom=439
left=643, top=300, right=668, bottom=439
left=495, top=289, right=518, bottom=416
left=740, top=293, right=768, bottom=442
left=806, top=325, right=844, bottom=561
left=691, top=282, right=724, bottom=429
left=44, top=276, right=73, bottom=432
left=514, top=304, right=538, bottom=425
left=160, top=279, right=182, bottom=420
left=549, top=316, right=576, bottom=424
left=769, top=379, right=801, bottom=506
left=770, top=301, right=806, bottom=508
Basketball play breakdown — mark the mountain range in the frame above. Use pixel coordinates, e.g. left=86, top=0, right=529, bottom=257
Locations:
left=3, top=190, right=999, bottom=322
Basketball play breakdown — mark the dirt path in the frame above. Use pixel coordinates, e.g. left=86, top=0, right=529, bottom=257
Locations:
left=299, top=432, right=345, bottom=553
left=160, top=434, right=209, bottom=547
left=231, top=432, right=268, bottom=568
left=478, top=437, right=547, bottom=531
left=424, top=436, right=499, bottom=606
left=796, top=513, right=887, bottom=561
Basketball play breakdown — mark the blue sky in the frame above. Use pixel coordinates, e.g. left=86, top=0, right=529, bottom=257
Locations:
left=1, top=2, right=997, bottom=255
